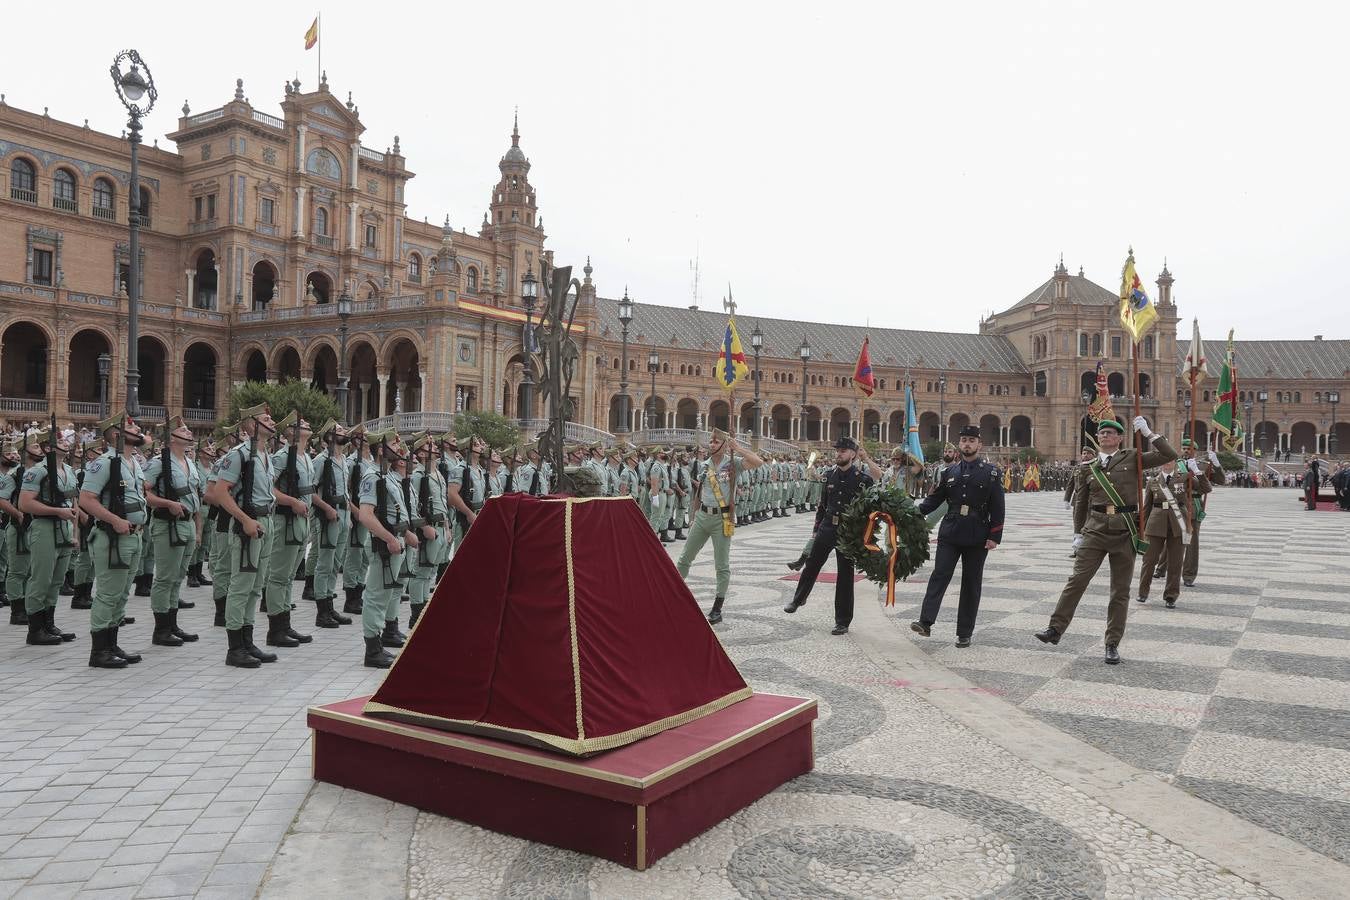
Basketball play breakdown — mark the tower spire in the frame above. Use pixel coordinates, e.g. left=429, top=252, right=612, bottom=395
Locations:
left=512, top=106, right=520, bottom=147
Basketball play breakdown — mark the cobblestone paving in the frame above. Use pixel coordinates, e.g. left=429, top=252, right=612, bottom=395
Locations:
left=1, top=490, right=1345, bottom=898
left=891, top=488, right=1350, bottom=868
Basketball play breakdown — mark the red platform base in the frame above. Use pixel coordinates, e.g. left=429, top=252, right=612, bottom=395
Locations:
left=308, top=692, right=816, bottom=870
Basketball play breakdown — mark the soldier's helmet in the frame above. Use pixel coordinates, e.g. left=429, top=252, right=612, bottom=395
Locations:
left=566, top=464, right=604, bottom=498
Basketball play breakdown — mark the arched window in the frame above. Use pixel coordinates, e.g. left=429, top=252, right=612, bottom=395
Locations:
left=1295, top=391, right=1301, bottom=403
left=466, top=267, right=479, bottom=292
left=408, top=253, right=422, bottom=282
left=1078, top=334, right=1089, bottom=356
left=137, top=186, right=152, bottom=226
left=93, top=178, right=115, bottom=220
left=53, top=169, right=77, bottom=211
left=695, top=366, right=701, bottom=377
left=612, top=358, right=619, bottom=370
left=1143, top=335, right=1155, bottom=359
left=1092, top=334, right=1102, bottom=356
left=315, top=207, right=329, bottom=236
left=9, top=158, right=36, bottom=201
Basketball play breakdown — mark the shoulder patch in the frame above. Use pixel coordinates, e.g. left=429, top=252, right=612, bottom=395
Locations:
left=86, top=461, right=103, bottom=475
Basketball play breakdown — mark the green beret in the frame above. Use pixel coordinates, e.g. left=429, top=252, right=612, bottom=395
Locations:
left=1097, top=419, right=1124, bottom=434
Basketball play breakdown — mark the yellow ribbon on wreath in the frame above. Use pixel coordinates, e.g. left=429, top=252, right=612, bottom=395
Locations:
left=862, top=511, right=899, bottom=607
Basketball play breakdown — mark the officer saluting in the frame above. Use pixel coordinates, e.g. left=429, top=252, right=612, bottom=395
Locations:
left=911, top=424, right=1005, bottom=647
left=783, top=436, right=881, bottom=635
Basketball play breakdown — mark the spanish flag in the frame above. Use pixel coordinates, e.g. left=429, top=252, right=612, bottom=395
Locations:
left=714, top=317, right=749, bottom=391
left=1118, top=247, right=1157, bottom=343
left=852, top=336, right=875, bottom=398
left=304, top=17, right=319, bottom=50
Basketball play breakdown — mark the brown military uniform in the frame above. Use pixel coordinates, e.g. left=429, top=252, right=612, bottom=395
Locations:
left=1156, top=454, right=1226, bottom=583
left=1050, top=435, right=1178, bottom=645
left=1137, top=468, right=1210, bottom=603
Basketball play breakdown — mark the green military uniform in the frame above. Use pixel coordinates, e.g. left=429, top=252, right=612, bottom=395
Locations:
left=215, top=405, right=279, bottom=668
left=359, top=432, right=412, bottom=667
left=676, top=431, right=759, bottom=624
left=0, top=452, right=14, bottom=613
left=646, top=452, right=670, bottom=538
left=264, top=414, right=314, bottom=648
left=1040, top=420, right=1177, bottom=663
left=1138, top=462, right=1210, bottom=607
left=19, top=431, right=79, bottom=645
left=671, top=453, right=691, bottom=539
left=2, top=447, right=29, bottom=626
left=342, top=427, right=373, bottom=614
left=407, top=435, right=448, bottom=628
left=142, top=420, right=201, bottom=647
left=204, top=435, right=235, bottom=626
left=80, top=415, right=151, bottom=668
left=310, top=421, right=353, bottom=628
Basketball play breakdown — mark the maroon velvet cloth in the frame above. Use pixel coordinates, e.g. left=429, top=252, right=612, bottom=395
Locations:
left=367, top=495, right=749, bottom=755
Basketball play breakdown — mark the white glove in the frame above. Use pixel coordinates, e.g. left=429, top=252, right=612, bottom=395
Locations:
left=1208, top=450, right=1220, bottom=466
left=1064, top=501, right=1071, bottom=510
left=1132, top=415, right=1152, bottom=437
left=1187, top=458, right=1203, bottom=475
left=1071, top=534, right=1083, bottom=550
left=649, top=497, right=659, bottom=510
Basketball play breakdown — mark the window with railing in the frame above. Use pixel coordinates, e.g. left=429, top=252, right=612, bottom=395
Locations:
left=315, top=206, right=329, bottom=236
left=408, top=253, right=422, bottom=283
left=136, top=186, right=152, bottom=227
left=10, top=158, right=36, bottom=203
left=53, top=169, right=77, bottom=212
left=260, top=197, right=274, bottom=225
left=32, top=249, right=53, bottom=286
left=93, top=178, right=115, bottom=221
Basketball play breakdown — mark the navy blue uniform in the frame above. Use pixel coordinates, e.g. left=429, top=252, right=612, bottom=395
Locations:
left=786, top=463, right=873, bottom=629
left=916, top=458, right=1006, bottom=638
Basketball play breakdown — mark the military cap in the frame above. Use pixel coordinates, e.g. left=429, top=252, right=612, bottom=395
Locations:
left=834, top=436, right=859, bottom=451
left=166, top=415, right=193, bottom=438
left=365, top=428, right=393, bottom=446
left=28, top=428, right=52, bottom=448
left=439, top=431, right=458, bottom=449
left=604, top=447, right=619, bottom=460
left=710, top=428, right=730, bottom=444
left=85, top=439, right=107, bottom=456
left=97, top=410, right=136, bottom=435
left=347, top=423, right=367, bottom=442
left=315, top=419, right=343, bottom=440
left=1097, top=419, right=1125, bottom=434
left=958, top=424, right=980, bottom=439
left=197, top=439, right=218, bottom=456
left=891, top=446, right=906, bottom=458
left=525, top=444, right=540, bottom=458
left=410, top=433, right=434, bottom=452
left=1180, top=438, right=1196, bottom=448
left=239, top=402, right=270, bottom=422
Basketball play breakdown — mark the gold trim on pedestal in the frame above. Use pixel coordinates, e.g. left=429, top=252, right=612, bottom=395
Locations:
left=564, top=500, right=586, bottom=741
left=636, top=805, right=647, bottom=871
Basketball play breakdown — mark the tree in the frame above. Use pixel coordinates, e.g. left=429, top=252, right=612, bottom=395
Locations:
left=1216, top=450, right=1245, bottom=471
left=222, top=381, right=341, bottom=439
left=922, top=440, right=947, bottom=462
left=454, top=409, right=520, bottom=450
left=1013, top=447, right=1044, bottom=463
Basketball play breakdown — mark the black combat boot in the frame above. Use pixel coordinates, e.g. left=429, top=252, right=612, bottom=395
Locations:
left=109, top=626, right=141, bottom=664
left=27, top=610, right=61, bottom=646
left=408, top=603, right=425, bottom=630
left=706, top=597, right=725, bottom=625
left=89, top=629, right=129, bottom=668
left=295, top=560, right=306, bottom=581
left=186, top=566, right=202, bottom=588
left=314, top=597, right=341, bottom=629
left=660, top=530, right=674, bottom=544
left=342, top=585, right=363, bottom=616
left=134, top=574, right=152, bottom=597
left=364, top=634, right=394, bottom=668
left=786, top=551, right=809, bottom=572
left=226, top=628, right=260, bottom=668
left=283, top=610, right=312, bottom=644
left=71, top=582, right=93, bottom=610
left=0, top=588, right=8, bottom=608
left=176, top=585, right=195, bottom=609
left=301, top=575, right=314, bottom=601
left=381, top=619, right=405, bottom=648
left=45, top=607, right=75, bottom=642
left=60, top=571, right=75, bottom=596
left=266, top=613, right=299, bottom=648
left=242, top=624, right=277, bottom=662
left=170, top=608, right=198, bottom=643
left=213, top=596, right=226, bottom=627
left=152, top=611, right=185, bottom=647
left=193, top=562, right=212, bottom=586
left=8, top=600, right=27, bottom=626
left=328, top=597, right=352, bottom=626
left=674, top=527, right=686, bottom=540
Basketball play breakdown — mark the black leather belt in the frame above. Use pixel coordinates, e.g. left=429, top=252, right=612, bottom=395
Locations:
left=1092, top=504, right=1137, bottom=514
left=702, top=505, right=729, bottom=514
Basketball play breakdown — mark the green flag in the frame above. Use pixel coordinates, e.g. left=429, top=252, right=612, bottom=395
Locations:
left=1211, top=329, right=1242, bottom=452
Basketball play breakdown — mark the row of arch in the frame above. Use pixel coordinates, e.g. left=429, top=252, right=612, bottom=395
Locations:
left=8, top=156, right=152, bottom=222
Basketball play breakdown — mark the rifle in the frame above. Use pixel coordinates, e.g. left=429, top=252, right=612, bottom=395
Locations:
left=75, top=435, right=92, bottom=552
left=159, top=419, right=186, bottom=547
left=281, top=427, right=302, bottom=546
left=236, top=421, right=259, bottom=573
left=415, top=453, right=433, bottom=567
left=317, top=428, right=337, bottom=550
left=372, top=436, right=400, bottom=588
left=13, top=426, right=30, bottom=555
left=48, top=413, right=74, bottom=548
left=102, top=418, right=130, bottom=569
left=347, top=447, right=364, bottom=549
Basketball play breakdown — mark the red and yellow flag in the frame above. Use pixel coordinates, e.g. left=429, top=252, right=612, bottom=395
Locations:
left=304, top=17, right=319, bottom=50
left=851, top=337, right=875, bottom=398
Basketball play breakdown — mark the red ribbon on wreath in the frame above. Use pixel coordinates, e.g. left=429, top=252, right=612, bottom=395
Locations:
left=863, top=511, right=899, bottom=607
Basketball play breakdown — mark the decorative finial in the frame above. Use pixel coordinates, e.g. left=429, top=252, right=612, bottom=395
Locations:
left=584, top=256, right=593, bottom=277
left=84, top=119, right=89, bottom=128
left=321, top=70, right=328, bottom=86
left=393, top=135, right=401, bottom=154
left=182, top=99, right=190, bottom=116
left=234, top=78, right=244, bottom=102
left=1078, top=265, right=1084, bottom=277
left=292, top=76, right=301, bottom=92
left=512, top=107, right=520, bottom=146
left=43, top=107, right=49, bottom=117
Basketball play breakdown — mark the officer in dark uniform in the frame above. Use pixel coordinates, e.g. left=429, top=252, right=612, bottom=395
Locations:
left=910, top=425, right=1005, bottom=647
left=783, top=436, right=880, bottom=635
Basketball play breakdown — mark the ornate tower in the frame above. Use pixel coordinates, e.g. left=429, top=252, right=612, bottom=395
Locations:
left=1156, top=260, right=1174, bottom=306
left=1053, top=255, right=1071, bottom=302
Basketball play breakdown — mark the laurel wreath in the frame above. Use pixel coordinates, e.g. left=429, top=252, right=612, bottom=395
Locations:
left=837, top=484, right=932, bottom=586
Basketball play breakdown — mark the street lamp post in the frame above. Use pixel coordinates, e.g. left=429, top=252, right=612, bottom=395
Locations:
left=1330, top=390, right=1341, bottom=455
left=97, top=353, right=111, bottom=420
left=750, top=325, right=763, bottom=441
left=335, top=292, right=352, bottom=423
left=520, top=267, right=538, bottom=422
left=1244, top=401, right=1254, bottom=459
left=938, top=374, right=948, bottom=444
left=799, top=337, right=811, bottom=442
left=1258, top=390, right=1269, bottom=455
left=647, top=351, right=660, bottom=431
left=111, top=50, right=156, bottom=418
left=616, top=290, right=633, bottom=434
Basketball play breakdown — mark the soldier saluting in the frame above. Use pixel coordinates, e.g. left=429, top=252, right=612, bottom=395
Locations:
left=911, top=424, right=1005, bottom=647
left=1036, top=416, right=1177, bottom=664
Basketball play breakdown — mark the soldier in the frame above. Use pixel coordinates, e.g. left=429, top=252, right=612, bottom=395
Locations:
left=406, top=433, right=448, bottom=629
left=69, top=440, right=102, bottom=611
left=910, top=425, right=1005, bottom=647
left=204, top=403, right=279, bottom=669
left=17, top=427, right=79, bottom=646
left=671, top=450, right=691, bottom=539
left=142, top=416, right=201, bottom=647
left=1179, top=440, right=1225, bottom=586
left=512, top=443, right=543, bottom=495
left=1137, top=457, right=1210, bottom=608
left=1035, top=416, right=1177, bottom=664
left=674, top=429, right=763, bottom=623
left=783, top=437, right=880, bottom=635
left=1, top=440, right=26, bottom=624
left=186, top=440, right=214, bottom=590
left=447, top=436, right=486, bottom=550
left=340, top=424, right=372, bottom=617
left=263, top=414, right=314, bottom=648
left=79, top=413, right=152, bottom=668
left=357, top=431, right=418, bottom=668
left=645, top=447, right=671, bottom=540
left=487, top=449, right=510, bottom=496
left=310, top=420, right=353, bottom=629
left=204, top=427, right=237, bottom=626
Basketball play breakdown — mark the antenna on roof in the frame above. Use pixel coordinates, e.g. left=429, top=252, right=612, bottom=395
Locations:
left=688, top=248, right=701, bottom=310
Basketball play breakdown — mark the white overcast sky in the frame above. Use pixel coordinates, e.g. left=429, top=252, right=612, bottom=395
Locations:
left=10, top=1, right=1348, bottom=341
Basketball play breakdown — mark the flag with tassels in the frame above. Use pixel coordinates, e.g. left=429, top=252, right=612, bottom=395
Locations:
left=1119, top=248, right=1158, bottom=343
left=852, top=337, right=875, bottom=398
left=713, top=317, right=749, bottom=392
left=1211, top=330, right=1243, bottom=452
left=904, top=383, right=924, bottom=464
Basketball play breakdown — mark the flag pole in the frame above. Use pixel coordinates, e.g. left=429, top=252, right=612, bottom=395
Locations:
left=1186, top=366, right=1197, bottom=534
left=316, top=12, right=322, bottom=88
left=1133, top=338, right=1145, bottom=542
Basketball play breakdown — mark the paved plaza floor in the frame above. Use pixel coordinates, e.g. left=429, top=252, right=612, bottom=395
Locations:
left=0, top=487, right=1346, bottom=898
